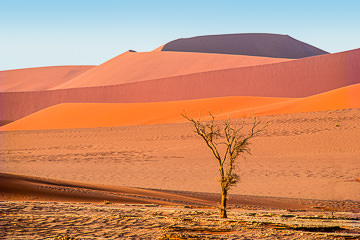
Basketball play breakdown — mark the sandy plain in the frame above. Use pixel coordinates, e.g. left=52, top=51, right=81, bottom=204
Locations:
left=2, top=201, right=359, bottom=239
left=1, top=108, right=360, bottom=202
left=1, top=109, right=360, bottom=239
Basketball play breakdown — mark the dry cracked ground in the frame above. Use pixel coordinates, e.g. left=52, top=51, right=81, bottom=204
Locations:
left=1, top=201, right=360, bottom=239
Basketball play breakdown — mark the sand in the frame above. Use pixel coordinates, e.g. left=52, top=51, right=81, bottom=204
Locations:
left=1, top=109, right=359, bottom=202
left=2, top=83, right=359, bottom=131
left=1, top=112, right=359, bottom=238
left=0, top=65, right=94, bottom=92
left=1, top=108, right=360, bottom=238
left=1, top=34, right=359, bottom=239
left=2, top=201, right=359, bottom=239
left=1, top=48, right=359, bottom=123
left=51, top=51, right=291, bottom=89
left=0, top=96, right=291, bottom=131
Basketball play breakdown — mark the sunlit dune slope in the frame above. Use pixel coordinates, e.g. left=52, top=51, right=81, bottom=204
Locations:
left=52, top=51, right=290, bottom=89
left=0, top=65, right=94, bottom=92
left=2, top=83, right=359, bottom=131
left=224, top=83, right=360, bottom=117
left=152, top=44, right=165, bottom=51
left=162, top=33, right=329, bottom=58
left=0, top=97, right=291, bottom=131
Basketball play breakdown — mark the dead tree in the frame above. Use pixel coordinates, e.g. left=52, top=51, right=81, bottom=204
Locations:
left=182, top=113, right=265, bottom=218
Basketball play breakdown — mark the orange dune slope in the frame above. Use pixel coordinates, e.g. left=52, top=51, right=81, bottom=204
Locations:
left=225, top=83, right=360, bottom=117
left=2, top=83, right=359, bottom=131
left=52, top=51, right=290, bottom=89
left=0, top=97, right=292, bottom=131
left=0, top=65, right=94, bottom=92
left=151, top=44, right=165, bottom=51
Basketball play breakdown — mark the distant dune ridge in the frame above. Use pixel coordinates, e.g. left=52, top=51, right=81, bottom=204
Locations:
left=50, top=51, right=290, bottom=89
left=0, top=33, right=359, bottom=128
left=0, top=65, right=94, bottom=92
left=162, top=33, right=329, bottom=58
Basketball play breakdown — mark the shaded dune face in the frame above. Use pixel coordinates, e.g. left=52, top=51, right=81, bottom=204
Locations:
left=162, top=33, right=329, bottom=59
left=0, top=66, right=94, bottom=92
left=0, top=48, right=359, bottom=122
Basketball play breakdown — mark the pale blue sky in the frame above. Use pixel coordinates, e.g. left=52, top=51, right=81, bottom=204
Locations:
left=1, top=0, right=359, bottom=70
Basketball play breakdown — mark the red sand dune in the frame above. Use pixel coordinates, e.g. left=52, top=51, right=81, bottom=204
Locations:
left=0, top=48, right=359, bottom=122
left=162, top=33, right=329, bottom=59
left=51, top=51, right=290, bottom=89
left=0, top=65, right=94, bottom=92
left=2, top=83, right=359, bottom=131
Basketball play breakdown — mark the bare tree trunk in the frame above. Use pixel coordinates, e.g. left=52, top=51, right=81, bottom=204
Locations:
left=183, top=113, right=264, bottom=218
left=220, top=189, right=227, bottom=218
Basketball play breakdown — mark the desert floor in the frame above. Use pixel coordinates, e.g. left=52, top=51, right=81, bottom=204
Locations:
left=1, top=109, right=360, bottom=239
left=1, top=201, right=360, bottom=239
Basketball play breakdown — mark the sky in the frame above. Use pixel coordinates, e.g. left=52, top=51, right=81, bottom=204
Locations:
left=1, top=0, right=359, bottom=71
